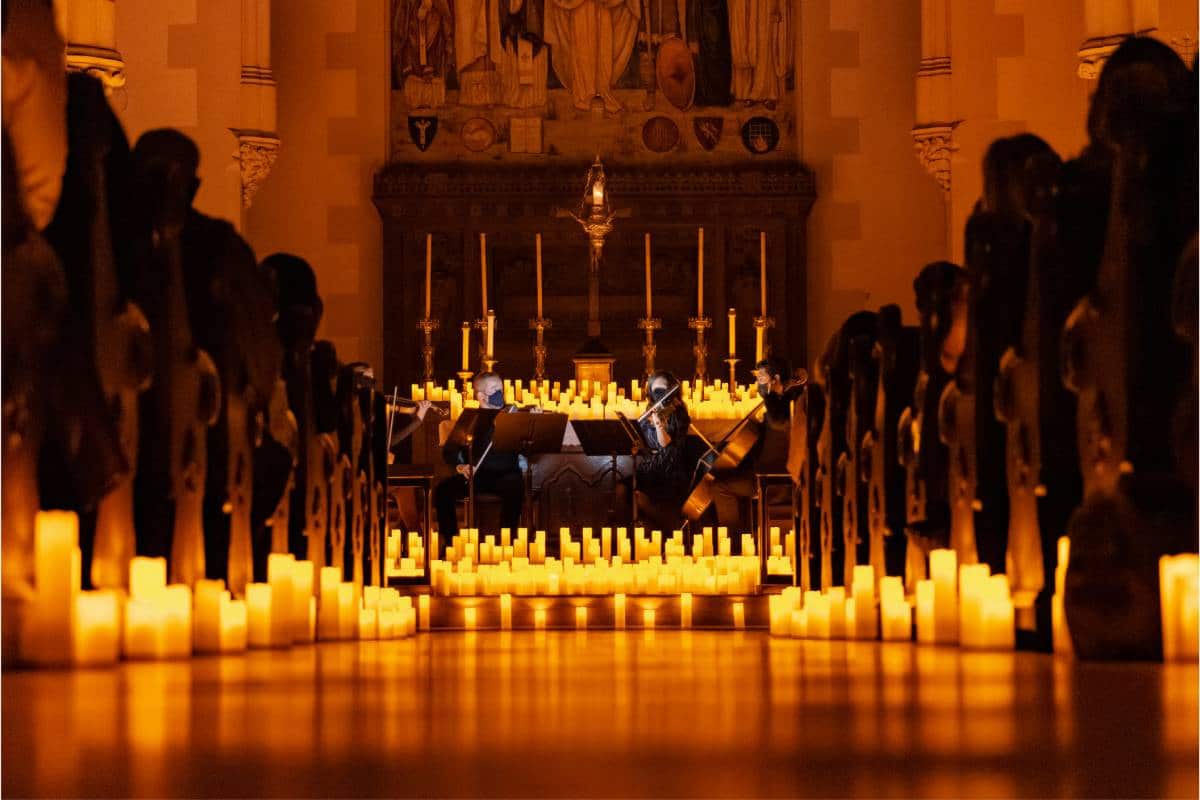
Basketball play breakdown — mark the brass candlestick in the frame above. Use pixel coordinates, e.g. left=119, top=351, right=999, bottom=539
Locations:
left=529, top=317, right=552, bottom=381
left=472, top=318, right=497, bottom=373
left=638, top=317, right=661, bottom=378
left=417, top=317, right=440, bottom=383
left=688, top=315, right=712, bottom=382
left=457, top=369, right=475, bottom=388
left=724, top=357, right=739, bottom=388
left=753, top=315, right=776, bottom=361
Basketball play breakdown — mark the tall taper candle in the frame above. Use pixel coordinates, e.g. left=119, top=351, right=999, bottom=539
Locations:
left=644, top=233, right=652, bottom=317
left=536, top=233, right=544, bottom=318
left=759, top=231, right=767, bottom=316
left=728, top=308, right=736, bottom=357
left=461, top=322, right=470, bottom=370
left=480, top=233, right=488, bottom=317
left=425, top=233, right=432, bottom=317
left=486, top=310, right=495, bottom=358
left=697, top=227, right=704, bottom=316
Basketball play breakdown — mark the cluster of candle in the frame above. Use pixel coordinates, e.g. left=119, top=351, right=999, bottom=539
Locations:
left=17, top=511, right=419, bottom=669
left=385, top=530, right=428, bottom=577
left=1160, top=552, right=1199, bottom=662
left=768, top=553, right=1017, bottom=649
left=410, top=377, right=761, bottom=422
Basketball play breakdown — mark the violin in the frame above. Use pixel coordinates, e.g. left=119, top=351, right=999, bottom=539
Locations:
left=388, top=395, right=449, bottom=418
left=636, top=383, right=680, bottom=448
left=681, top=372, right=807, bottom=524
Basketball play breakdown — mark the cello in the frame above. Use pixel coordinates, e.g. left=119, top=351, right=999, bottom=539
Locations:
left=681, top=372, right=806, bottom=524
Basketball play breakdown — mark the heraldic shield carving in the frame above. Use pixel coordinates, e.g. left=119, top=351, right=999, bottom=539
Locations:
left=408, top=115, right=438, bottom=151
left=693, top=117, right=724, bottom=151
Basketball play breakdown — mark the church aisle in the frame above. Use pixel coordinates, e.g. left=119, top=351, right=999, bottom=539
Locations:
left=3, top=632, right=1195, bottom=798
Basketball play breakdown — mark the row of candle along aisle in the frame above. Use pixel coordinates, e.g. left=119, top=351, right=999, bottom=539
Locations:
left=452, top=593, right=750, bottom=631
left=18, top=511, right=419, bottom=668
left=409, top=378, right=761, bottom=421
left=386, top=526, right=797, bottom=577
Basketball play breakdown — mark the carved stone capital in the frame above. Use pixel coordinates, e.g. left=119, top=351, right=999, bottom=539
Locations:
left=66, top=44, right=126, bottom=92
left=232, top=130, right=280, bottom=209
left=911, top=123, right=959, bottom=193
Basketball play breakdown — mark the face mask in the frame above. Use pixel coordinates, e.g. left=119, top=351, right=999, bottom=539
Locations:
left=650, top=386, right=668, bottom=402
left=757, top=381, right=770, bottom=399
left=487, top=389, right=505, bottom=408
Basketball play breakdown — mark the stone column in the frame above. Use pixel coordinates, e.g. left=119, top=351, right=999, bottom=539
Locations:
left=911, top=0, right=957, bottom=196
left=1078, top=0, right=1160, bottom=79
left=55, top=0, right=125, bottom=91
left=233, top=0, right=280, bottom=208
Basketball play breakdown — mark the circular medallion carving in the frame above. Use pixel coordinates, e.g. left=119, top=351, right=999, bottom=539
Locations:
left=461, top=117, right=497, bottom=152
left=642, top=116, right=681, bottom=153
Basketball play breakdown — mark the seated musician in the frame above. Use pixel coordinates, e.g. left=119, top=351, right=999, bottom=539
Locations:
left=618, top=370, right=693, bottom=532
left=388, top=399, right=435, bottom=456
left=432, top=371, right=523, bottom=545
left=707, top=356, right=803, bottom=527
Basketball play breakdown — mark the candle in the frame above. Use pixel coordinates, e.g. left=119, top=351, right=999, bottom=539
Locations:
left=644, top=233, right=652, bottom=317
left=790, top=608, right=807, bottom=638
left=916, top=579, right=935, bottom=644
left=592, top=177, right=604, bottom=207
left=680, top=593, right=693, bottom=628
left=827, top=586, right=846, bottom=639
left=425, top=233, right=432, bottom=317
left=338, top=582, right=357, bottom=639
left=318, top=566, right=340, bottom=640
left=536, top=233, right=544, bottom=318
left=576, top=605, right=588, bottom=630
left=74, top=590, right=120, bottom=666
left=267, top=553, right=294, bottom=647
left=643, top=608, right=656, bottom=629
left=246, top=583, right=273, bottom=648
left=124, top=598, right=167, bottom=659
left=461, top=322, right=470, bottom=371
left=480, top=233, right=488, bottom=316
left=732, top=600, right=745, bottom=629
left=162, top=584, right=192, bottom=657
left=21, top=511, right=81, bottom=665
left=755, top=326, right=765, bottom=364
left=929, top=549, right=959, bottom=643
left=697, top=227, right=704, bottom=316
left=980, top=575, right=1015, bottom=649
left=219, top=595, right=247, bottom=652
left=728, top=308, right=736, bottom=357
left=851, top=564, right=877, bottom=639
left=194, top=579, right=223, bottom=653
left=359, top=607, right=378, bottom=639
left=614, top=593, right=626, bottom=629
left=534, top=608, right=547, bottom=630
left=958, top=563, right=991, bottom=648
left=759, top=231, right=767, bottom=316
left=807, top=593, right=831, bottom=638
left=500, top=593, right=512, bottom=630
left=486, top=310, right=495, bottom=359
left=419, top=593, right=431, bottom=630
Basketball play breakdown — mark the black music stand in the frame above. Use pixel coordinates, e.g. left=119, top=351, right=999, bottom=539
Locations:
left=572, top=417, right=655, bottom=524
left=489, top=412, right=568, bottom=531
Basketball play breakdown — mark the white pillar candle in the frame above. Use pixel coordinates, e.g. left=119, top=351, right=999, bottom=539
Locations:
left=534, top=608, right=547, bottom=630
left=130, top=555, right=167, bottom=600
left=219, top=595, right=248, bottom=652
left=696, top=227, right=704, bottom=317
left=727, top=309, right=736, bottom=357
left=418, top=594, right=431, bottom=630
left=73, top=590, right=120, bottom=666
left=958, top=563, right=991, bottom=648
left=1161, top=554, right=1200, bottom=661
left=21, top=511, right=81, bottom=665
left=844, top=598, right=857, bottom=636
left=1053, top=536, right=1072, bottom=656
left=162, top=584, right=192, bottom=657
left=759, top=231, right=767, bottom=317
left=790, top=608, right=807, bottom=638
left=461, top=322, right=471, bottom=371
left=359, top=607, right=378, bottom=639
left=246, top=583, right=273, bottom=648
left=194, top=579, right=224, bottom=653
left=124, top=598, right=167, bottom=659
left=614, top=593, right=626, bottom=629
left=643, top=608, right=656, bottom=629
left=486, top=310, right=495, bottom=358
left=576, top=606, right=588, bottom=630
left=338, top=582, right=357, bottom=639
left=500, top=593, right=512, bottom=630
left=827, top=586, right=847, bottom=639
left=680, top=593, right=693, bottom=628
left=732, top=601, right=745, bottom=630
left=425, top=233, right=433, bottom=317
left=916, top=579, right=935, bottom=644
left=479, top=233, right=488, bottom=316
left=535, top=233, right=544, bottom=318
left=880, top=599, right=912, bottom=641
left=851, top=564, right=877, bottom=640
left=464, top=606, right=477, bottom=630
left=266, top=553, right=294, bottom=648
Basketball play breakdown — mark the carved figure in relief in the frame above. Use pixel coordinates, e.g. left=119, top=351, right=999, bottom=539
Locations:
left=499, top=0, right=550, bottom=108
left=544, top=0, right=641, bottom=111
left=726, top=0, right=789, bottom=107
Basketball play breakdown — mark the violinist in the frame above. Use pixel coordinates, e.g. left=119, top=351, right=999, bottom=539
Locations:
left=387, top=397, right=436, bottom=455
left=618, top=370, right=693, bottom=533
left=432, top=371, right=524, bottom=545
left=706, top=356, right=804, bottom=527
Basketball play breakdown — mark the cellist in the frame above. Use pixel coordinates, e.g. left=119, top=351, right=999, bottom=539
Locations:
left=705, top=356, right=804, bottom=527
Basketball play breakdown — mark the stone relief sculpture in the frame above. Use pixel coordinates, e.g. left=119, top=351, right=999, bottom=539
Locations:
left=499, top=0, right=550, bottom=108
left=393, top=0, right=455, bottom=107
left=726, top=0, right=789, bottom=107
left=544, top=0, right=642, bottom=111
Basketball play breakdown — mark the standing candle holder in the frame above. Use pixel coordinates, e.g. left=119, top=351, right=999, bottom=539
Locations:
left=688, top=315, right=712, bottom=382
left=472, top=318, right=497, bottom=373
left=638, top=317, right=661, bottom=378
left=417, top=317, right=440, bottom=384
left=753, top=315, right=776, bottom=361
left=724, top=357, right=740, bottom=388
left=529, top=317, right=552, bottom=381
left=457, top=369, right=475, bottom=387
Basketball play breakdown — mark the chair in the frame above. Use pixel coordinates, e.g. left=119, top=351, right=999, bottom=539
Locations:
left=388, top=464, right=434, bottom=584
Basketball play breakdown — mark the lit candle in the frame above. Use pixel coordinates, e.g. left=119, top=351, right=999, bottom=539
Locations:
left=916, top=579, right=935, bottom=644
left=759, top=231, right=767, bottom=316
left=681, top=593, right=693, bottom=628
left=643, top=608, right=656, bottom=630
left=929, top=549, right=959, bottom=643
left=728, top=308, right=736, bottom=357
left=21, top=511, right=81, bottom=665
left=534, top=608, right=547, bottom=630
left=219, top=595, right=247, bottom=652
left=614, top=593, right=626, bottom=629
left=536, top=233, right=544, bottom=318
left=194, top=579, right=223, bottom=653
left=644, top=233, right=652, bottom=317
left=73, top=590, right=120, bottom=666
left=246, top=583, right=273, bottom=648
left=480, top=233, right=488, bottom=317
left=958, top=563, right=991, bottom=648
left=267, top=553, right=294, bottom=647
left=827, top=586, right=847, bottom=639
left=755, top=326, right=764, bottom=364
left=576, top=606, right=588, bottom=630
left=124, top=598, right=167, bottom=659
left=500, top=593, right=512, bottom=630
left=732, top=600, right=745, bottom=630
left=338, top=582, right=357, bottom=639
left=425, top=233, right=433, bottom=318
left=851, top=564, right=877, bottom=640
left=697, top=227, right=704, bottom=317
left=790, top=608, right=807, bottom=638
left=418, top=593, right=431, bottom=630
left=461, top=322, right=471, bottom=371
left=162, top=584, right=192, bottom=657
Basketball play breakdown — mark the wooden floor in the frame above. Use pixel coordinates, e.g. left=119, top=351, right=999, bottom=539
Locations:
left=3, top=632, right=1196, bottom=798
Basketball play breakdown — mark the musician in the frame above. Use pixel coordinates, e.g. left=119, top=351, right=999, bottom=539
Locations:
left=619, top=370, right=693, bottom=532
left=707, top=356, right=803, bottom=527
left=388, top=399, right=436, bottom=453
left=432, top=371, right=524, bottom=544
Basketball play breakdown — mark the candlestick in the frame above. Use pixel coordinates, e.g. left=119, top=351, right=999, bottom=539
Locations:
left=724, top=357, right=739, bottom=390
left=689, top=315, right=712, bottom=382
left=638, top=316, right=661, bottom=379
left=460, top=322, right=471, bottom=372
left=425, top=233, right=433, bottom=318
left=529, top=316, right=552, bottom=381
left=535, top=233, right=545, bottom=317
left=473, top=318, right=490, bottom=371
left=727, top=308, right=736, bottom=357
left=696, top=227, right=704, bottom=317
left=417, top=317, right=440, bottom=384
left=753, top=315, right=775, bottom=364
left=486, top=309, right=496, bottom=359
